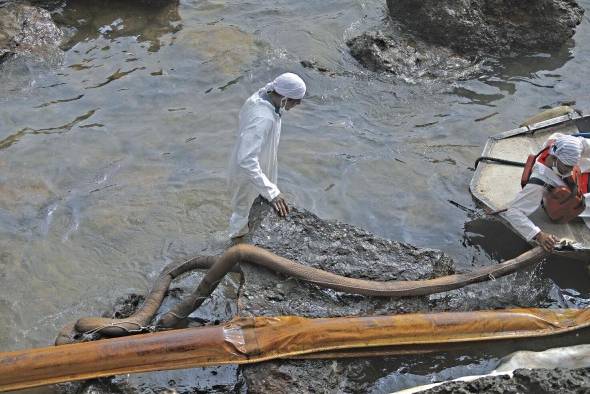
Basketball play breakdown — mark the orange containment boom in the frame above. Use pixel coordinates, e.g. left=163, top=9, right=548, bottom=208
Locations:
left=2, top=308, right=590, bottom=392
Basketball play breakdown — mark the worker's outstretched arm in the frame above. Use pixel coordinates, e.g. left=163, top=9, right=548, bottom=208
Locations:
left=502, top=184, right=545, bottom=241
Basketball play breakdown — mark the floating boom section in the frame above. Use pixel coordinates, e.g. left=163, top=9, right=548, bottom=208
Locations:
left=2, top=308, right=590, bottom=392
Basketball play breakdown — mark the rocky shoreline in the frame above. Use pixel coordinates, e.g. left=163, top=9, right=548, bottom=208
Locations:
left=2, top=0, right=584, bottom=81
left=57, top=199, right=586, bottom=393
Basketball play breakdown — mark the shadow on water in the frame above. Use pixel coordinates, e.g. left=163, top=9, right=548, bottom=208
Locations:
left=54, top=0, right=182, bottom=52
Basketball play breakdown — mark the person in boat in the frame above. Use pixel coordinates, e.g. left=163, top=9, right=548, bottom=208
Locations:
left=227, top=72, right=306, bottom=239
left=504, top=134, right=590, bottom=252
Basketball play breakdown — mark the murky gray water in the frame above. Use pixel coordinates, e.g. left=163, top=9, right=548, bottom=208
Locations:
left=2, top=0, right=590, bottom=392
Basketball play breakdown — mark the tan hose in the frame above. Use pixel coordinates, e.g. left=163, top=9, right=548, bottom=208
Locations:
left=63, top=245, right=547, bottom=340
left=3, top=308, right=590, bottom=392
left=159, top=244, right=547, bottom=327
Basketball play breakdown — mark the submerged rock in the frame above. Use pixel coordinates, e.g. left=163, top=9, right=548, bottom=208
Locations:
left=0, top=2, right=63, bottom=64
left=175, top=24, right=265, bottom=76
left=386, top=0, right=584, bottom=56
left=55, top=0, right=181, bottom=53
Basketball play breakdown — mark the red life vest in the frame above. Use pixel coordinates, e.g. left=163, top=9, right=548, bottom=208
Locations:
left=520, top=141, right=588, bottom=224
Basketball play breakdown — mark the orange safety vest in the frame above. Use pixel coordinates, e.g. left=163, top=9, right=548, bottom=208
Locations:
left=520, top=141, right=588, bottom=224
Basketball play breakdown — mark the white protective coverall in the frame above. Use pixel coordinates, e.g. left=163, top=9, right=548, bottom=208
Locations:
left=227, top=73, right=306, bottom=238
left=502, top=133, right=590, bottom=241
left=228, top=88, right=282, bottom=238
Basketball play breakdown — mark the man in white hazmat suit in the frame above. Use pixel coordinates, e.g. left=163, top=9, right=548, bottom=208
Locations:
left=503, top=133, right=590, bottom=252
left=228, top=73, right=306, bottom=238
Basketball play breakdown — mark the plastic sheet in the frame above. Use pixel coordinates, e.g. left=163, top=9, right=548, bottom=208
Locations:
left=2, top=308, right=590, bottom=391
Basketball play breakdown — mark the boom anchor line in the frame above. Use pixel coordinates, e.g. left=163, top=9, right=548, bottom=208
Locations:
left=56, top=244, right=548, bottom=344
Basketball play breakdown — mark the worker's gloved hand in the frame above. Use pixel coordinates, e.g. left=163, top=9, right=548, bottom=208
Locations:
left=271, top=194, right=289, bottom=217
left=533, top=231, right=559, bottom=253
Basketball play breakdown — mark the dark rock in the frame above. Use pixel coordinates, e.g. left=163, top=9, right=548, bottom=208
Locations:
left=386, top=0, right=584, bottom=56
left=27, top=0, right=66, bottom=12
left=240, top=199, right=457, bottom=392
left=240, top=197, right=455, bottom=319
left=419, top=367, right=590, bottom=394
left=0, top=2, right=63, bottom=64
left=346, top=30, right=482, bottom=81
left=242, top=359, right=379, bottom=394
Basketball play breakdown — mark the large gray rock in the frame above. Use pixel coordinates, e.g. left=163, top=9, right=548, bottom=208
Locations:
left=386, top=0, right=584, bottom=56
left=0, top=2, right=63, bottom=63
left=238, top=198, right=557, bottom=393
left=239, top=198, right=455, bottom=318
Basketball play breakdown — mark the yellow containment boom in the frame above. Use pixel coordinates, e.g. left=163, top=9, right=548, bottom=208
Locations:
left=2, top=308, right=590, bottom=392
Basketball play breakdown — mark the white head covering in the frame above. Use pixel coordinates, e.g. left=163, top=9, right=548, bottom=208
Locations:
left=264, top=73, right=306, bottom=99
left=551, top=135, right=583, bottom=166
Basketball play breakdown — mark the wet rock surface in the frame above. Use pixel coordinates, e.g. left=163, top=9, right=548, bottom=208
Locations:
left=238, top=199, right=557, bottom=392
left=0, top=2, right=63, bottom=63
left=419, top=367, right=590, bottom=394
left=347, top=30, right=482, bottom=81
left=241, top=359, right=382, bottom=394
left=386, top=0, right=584, bottom=56
left=239, top=197, right=455, bottom=318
